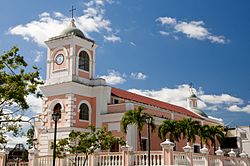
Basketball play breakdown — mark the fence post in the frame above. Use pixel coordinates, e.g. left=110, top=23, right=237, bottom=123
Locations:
left=89, top=153, right=96, bottom=166
left=183, top=142, right=193, bottom=166
left=0, top=149, right=8, bottom=166
left=121, top=142, right=132, bottom=166
left=215, top=147, right=224, bottom=166
left=160, top=139, right=175, bottom=166
left=200, top=145, right=209, bottom=166
left=228, top=149, right=236, bottom=165
left=239, top=152, right=247, bottom=166
left=28, top=147, right=39, bottom=166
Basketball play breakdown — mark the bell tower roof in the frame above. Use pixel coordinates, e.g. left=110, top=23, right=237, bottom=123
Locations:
left=61, top=19, right=85, bottom=39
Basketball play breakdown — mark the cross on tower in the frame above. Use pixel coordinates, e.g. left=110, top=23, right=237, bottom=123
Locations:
left=69, top=5, right=76, bottom=19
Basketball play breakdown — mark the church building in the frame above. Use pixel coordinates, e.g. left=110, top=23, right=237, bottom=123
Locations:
left=34, top=18, right=223, bottom=156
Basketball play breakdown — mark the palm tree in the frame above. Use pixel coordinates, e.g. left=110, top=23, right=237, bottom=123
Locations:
left=208, top=125, right=225, bottom=153
left=198, top=124, right=212, bottom=148
left=179, top=118, right=200, bottom=144
left=158, top=119, right=181, bottom=142
left=121, top=106, right=155, bottom=151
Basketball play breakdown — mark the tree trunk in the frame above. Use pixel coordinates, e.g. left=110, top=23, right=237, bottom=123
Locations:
left=138, top=131, right=143, bottom=151
left=83, top=154, right=88, bottom=166
left=213, top=137, right=216, bottom=155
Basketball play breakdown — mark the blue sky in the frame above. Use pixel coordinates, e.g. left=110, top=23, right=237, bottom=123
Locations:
left=1, top=0, right=250, bottom=132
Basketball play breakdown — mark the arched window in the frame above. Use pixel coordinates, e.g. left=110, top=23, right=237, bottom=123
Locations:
left=53, top=103, right=62, bottom=119
left=79, top=103, right=89, bottom=120
left=79, top=51, right=90, bottom=71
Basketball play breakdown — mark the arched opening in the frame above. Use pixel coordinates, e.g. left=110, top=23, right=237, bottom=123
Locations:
left=79, top=103, right=89, bottom=120
left=79, top=51, right=90, bottom=71
left=53, top=103, right=62, bottom=119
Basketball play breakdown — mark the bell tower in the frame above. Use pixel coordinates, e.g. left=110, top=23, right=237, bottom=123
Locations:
left=45, top=19, right=97, bottom=85
left=36, top=17, right=110, bottom=156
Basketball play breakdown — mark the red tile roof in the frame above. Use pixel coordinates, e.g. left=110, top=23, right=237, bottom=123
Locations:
left=111, top=87, right=201, bottom=119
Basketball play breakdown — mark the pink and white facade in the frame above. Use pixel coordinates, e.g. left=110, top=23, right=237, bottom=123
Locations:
left=34, top=19, right=223, bottom=156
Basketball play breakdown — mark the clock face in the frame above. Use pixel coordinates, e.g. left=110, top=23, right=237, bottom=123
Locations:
left=55, top=54, right=64, bottom=65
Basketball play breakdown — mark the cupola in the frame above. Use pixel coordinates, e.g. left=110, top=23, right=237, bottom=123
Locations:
left=61, top=19, right=85, bottom=39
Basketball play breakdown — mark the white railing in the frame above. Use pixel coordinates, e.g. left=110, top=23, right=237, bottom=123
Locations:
left=7, top=162, right=29, bottom=166
left=94, top=152, right=122, bottom=166
left=38, top=156, right=53, bottom=165
left=209, top=155, right=221, bottom=166
left=174, top=151, right=189, bottom=165
left=130, top=151, right=163, bottom=166
left=65, top=155, right=89, bottom=166
left=193, top=153, right=206, bottom=165
left=224, top=156, right=235, bottom=165
left=32, top=150, right=250, bottom=166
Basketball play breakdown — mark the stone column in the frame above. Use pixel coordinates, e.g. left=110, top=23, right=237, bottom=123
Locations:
left=215, top=147, right=224, bottom=166
left=183, top=142, right=193, bottom=166
left=200, top=145, right=209, bottom=166
left=28, top=147, right=39, bottom=166
left=121, top=142, right=132, bottom=166
left=160, top=139, right=175, bottom=166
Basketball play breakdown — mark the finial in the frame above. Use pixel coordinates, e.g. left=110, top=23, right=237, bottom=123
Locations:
left=189, top=82, right=195, bottom=95
left=69, top=5, right=76, bottom=19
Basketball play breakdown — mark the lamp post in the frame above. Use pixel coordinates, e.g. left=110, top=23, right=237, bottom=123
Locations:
left=146, top=117, right=152, bottom=166
left=52, top=112, right=60, bottom=166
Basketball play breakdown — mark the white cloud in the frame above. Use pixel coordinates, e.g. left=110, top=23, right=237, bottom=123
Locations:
left=8, top=0, right=117, bottom=46
left=39, top=12, right=50, bottom=18
left=100, top=70, right=126, bottom=85
left=104, top=34, right=121, bottom=42
left=130, top=72, right=148, bottom=80
left=129, top=42, right=136, bottom=46
left=200, top=94, right=243, bottom=105
left=26, top=94, right=43, bottom=114
left=156, top=17, right=177, bottom=25
left=175, top=21, right=209, bottom=40
left=34, top=50, right=43, bottom=62
left=5, top=134, right=28, bottom=148
left=159, top=31, right=170, bottom=36
left=128, top=84, right=199, bottom=108
left=54, top=12, right=64, bottom=18
left=156, top=16, right=227, bottom=44
left=128, top=84, right=249, bottom=114
left=228, top=105, right=250, bottom=113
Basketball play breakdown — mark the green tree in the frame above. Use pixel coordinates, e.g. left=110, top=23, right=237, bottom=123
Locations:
left=54, top=126, right=125, bottom=166
left=0, top=46, right=43, bottom=145
left=121, top=106, right=156, bottom=151
left=158, top=119, right=181, bottom=142
left=208, top=125, right=225, bottom=153
left=197, top=124, right=212, bottom=148
left=26, top=126, right=35, bottom=149
left=179, top=118, right=200, bottom=144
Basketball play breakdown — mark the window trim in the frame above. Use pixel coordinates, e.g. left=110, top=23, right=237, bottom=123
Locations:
left=78, top=100, right=92, bottom=124
left=78, top=51, right=90, bottom=72
left=48, top=100, right=64, bottom=124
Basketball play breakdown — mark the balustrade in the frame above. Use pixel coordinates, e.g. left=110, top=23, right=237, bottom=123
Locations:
left=94, top=152, right=123, bottom=166
left=21, top=140, right=250, bottom=166
left=131, top=151, right=163, bottom=166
